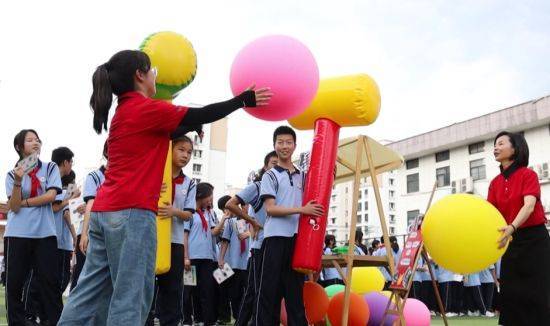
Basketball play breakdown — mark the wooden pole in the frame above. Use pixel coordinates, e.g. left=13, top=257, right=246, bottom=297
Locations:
left=340, top=137, right=363, bottom=326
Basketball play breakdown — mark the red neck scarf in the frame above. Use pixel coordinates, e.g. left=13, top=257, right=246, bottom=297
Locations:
left=240, top=221, right=248, bottom=254
left=197, top=209, right=208, bottom=233
left=28, top=166, right=41, bottom=197
left=172, top=174, right=185, bottom=203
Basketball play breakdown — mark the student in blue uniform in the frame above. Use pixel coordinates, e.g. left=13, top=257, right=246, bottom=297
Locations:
left=492, top=259, right=501, bottom=313
left=184, top=183, right=224, bottom=326
left=218, top=195, right=250, bottom=322
left=373, top=235, right=401, bottom=290
left=4, top=129, right=63, bottom=325
left=51, top=148, right=79, bottom=293
left=463, top=273, right=494, bottom=317
left=147, top=133, right=196, bottom=326
left=420, top=259, right=437, bottom=315
left=320, top=234, right=343, bottom=287
left=436, top=266, right=456, bottom=317
left=410, top=256, right=425, bottom=300
left=479, top=265, right=497, bottom=314
left=72, top=142, right=107, bottom=291
left=450, top=273, right=464, bottom=316
left=254, top=126, right=324, bottom=326
left=225, top=150, right=278, bottom=326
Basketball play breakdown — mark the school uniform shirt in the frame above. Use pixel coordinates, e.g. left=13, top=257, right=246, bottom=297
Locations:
left=464, top=273, right=481, bottom=287
left=479, top=265, right=495, bottom=284
left=495, top=259, right=501, bottom=279
left=421, top=262, right=436, bottom=282
left=221, top=217, right=250, bottom=270
left=413, top=257, right=424, bottom=282
left=436, top=266, right=454, bottom=283
left=79, top=167, right=106, bottom=236
left=92, top=91, right=189, bottom=213
left=322, top=247, right=341, bottom=280
left=5, top=160, right=62, bottom=238
left=53, top=190, right=73, bottom=251
left=171, top=172, right=196, bottom=244
left=184, top=209, right=216, bottom=260
left=374, top=247, right=402, bottom=281
left=487, top=164, right=546, bottom=228
left=260, top=165, right=305, bottom=238
left=236, top=181, right=266, bottom=249
left=208, top=209, right=221, bottom=261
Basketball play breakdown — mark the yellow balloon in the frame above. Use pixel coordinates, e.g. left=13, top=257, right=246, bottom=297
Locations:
left=422, top=194, right=508, bottom=274
left=140, top=31, right=197, bottom=100
left=288, top=74, right=381, bottom=130
left=351, top=267, right=385, bottom=294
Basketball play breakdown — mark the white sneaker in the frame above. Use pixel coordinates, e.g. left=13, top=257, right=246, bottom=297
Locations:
left=430, top=311, right=436, bottom=316
left=459, top=312, right=466, bottom=317
left=483, top=311, right=495, bottom=317
left=468, top=310, right=480, bottom=317
left=445, top=312, right=458, bottom=317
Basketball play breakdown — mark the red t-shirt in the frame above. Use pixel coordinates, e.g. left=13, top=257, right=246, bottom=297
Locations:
left=487, top=166, right=547, bottom=228
left=93, top=92, right=188, bottom=213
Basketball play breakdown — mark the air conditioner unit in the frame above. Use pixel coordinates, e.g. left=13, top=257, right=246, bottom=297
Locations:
left=542, top=163, right=549, bottom=179
left=451, top=177, right=474, bottom=194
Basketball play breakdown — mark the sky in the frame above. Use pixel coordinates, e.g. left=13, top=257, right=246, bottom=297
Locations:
left=1, top=0, right=549, bottom=195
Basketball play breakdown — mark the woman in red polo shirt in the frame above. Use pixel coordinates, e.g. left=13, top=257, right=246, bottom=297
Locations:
left=58, top=50, right=271, bottom=326
left=488, top=131, right=550, bottom=325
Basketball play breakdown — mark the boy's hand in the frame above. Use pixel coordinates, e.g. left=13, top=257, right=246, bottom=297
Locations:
left=238, top=231, right=251, bottom=241
left=76, top=204, right=86, bottom=215
left=71, top=188, right=82, bottom=199
left=218, top=259, right=225, bottom=269
left=301, top=200, right=324, bottom=217
left=250, top=220, right=262, bottom=240
left=184, top=258, right=191, bottom=271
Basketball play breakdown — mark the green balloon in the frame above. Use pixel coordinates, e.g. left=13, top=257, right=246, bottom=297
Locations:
left=324, top=284, right=345, bottom=298
left=332, top=246, right=348, bottom=255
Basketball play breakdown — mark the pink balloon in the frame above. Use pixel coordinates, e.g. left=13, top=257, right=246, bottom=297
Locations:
left=403, top=298, right=431, bottom=326
left=230, top=35, right=319, bottom=121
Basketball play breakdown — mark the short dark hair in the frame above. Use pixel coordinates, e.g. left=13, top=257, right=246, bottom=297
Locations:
left=494, top=131, right=529, bottom=167
left=273, top=126, right=296, bottom=145
left=355, top=229, right=363, bottom=241
left=217, top=195, right=232, bottom=211
left=13, top=129, right=41, bottom=159
left=325, top=234, right=336, bottom=246
left=371, top=239, right=380, bottom=248
left=61, top=170, right=76, bottom=187
left=103, top=140, right=109, bottom=160
left=255, top=151, right=278, bottom=182
left=196, top=182, right=214, bottom=200
left=51, top=147, right=74, bottom=166
left=172, top=134, right=194, bottom=148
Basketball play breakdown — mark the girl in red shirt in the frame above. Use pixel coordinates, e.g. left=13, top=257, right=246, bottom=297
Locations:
left=488, top=131, right=550, bottom=325
left=58, top=50, right=271, bottom=325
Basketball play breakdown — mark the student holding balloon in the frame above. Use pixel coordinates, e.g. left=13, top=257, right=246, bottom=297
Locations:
left=488, top=131, right=550, bottom=325
left=58, top=49, right=272, bottom=326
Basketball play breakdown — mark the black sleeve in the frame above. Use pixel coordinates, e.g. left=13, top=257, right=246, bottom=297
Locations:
left=179, top=90, right=256, bottom=126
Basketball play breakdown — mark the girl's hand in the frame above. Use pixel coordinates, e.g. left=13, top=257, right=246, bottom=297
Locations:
left=184, top=258, right=191, bottom=271
left=71, top=188, right=82, bottom=199
left=80, top=233, right=89, bottom=255
left=238, top=231, right=250, bottom=241
left=14, top=166, right=24, bottom=182
left=158, top=202, right=174, bottom=219
left=497, top=225, right=514, bottom=249
left=218, top=259, right=225, bottom=270
left=76, top=204, right=86, bottom=215
left=245, top=84, right=273, bottom=107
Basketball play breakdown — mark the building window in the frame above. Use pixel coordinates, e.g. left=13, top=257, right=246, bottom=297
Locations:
left=331, top=218, right=336, bottom=224
left=436, top=166, right=450, bottom=187
left=389, top=214, right=395, bottom=223
left=345, top=187, right=348, bottom=194
left=357, top=214, right=362, bottom=223
left=193, top=150, right=202, bottom=159
left=407, top=210, right=420, bottom=227
left=330, top=207, right=336, bottom=214
left=435, top=150, right=450, bottom=162
left=358, top=191, right=362, bottom=199
left=406, top=158, right=419, bottom=170
left=407, top=173, right=419, bottom=193
left=389, top=202, right=395, bottom=210
left=364, top=189, right=368, bottom=196
left=193, top=135, right=203, bottom=145
left=358, top=203, right=362, bottom=211
left=331, top=194, right=337, bottom=201
left=389, top=190, right=395, bottom=199
left=468, top=141, right=484, bottom=154
left=389, top=178, right=395, bottom=186
left=470, top=159, right=486, bottom=181
left=389, top=227, right=395, bottom=235
left=193, top=178, right=201, bottom=183
left=192, top=164, right=202, bottom=174
left=364, top=201, right=368, bottom=210
left=364, top=214, right=368, bottom=223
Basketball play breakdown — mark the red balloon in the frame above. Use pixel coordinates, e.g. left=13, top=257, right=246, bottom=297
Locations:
left=327, top=292, right=370, bottom=326
left=280, top=299, right=288, bottom=326
left=303, top=281, right=330, bottom=323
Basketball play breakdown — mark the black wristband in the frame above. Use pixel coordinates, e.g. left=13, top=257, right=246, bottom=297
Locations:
left=237, top=90, right=256, bottom=107
left=510, top=224, right=517, bottom=233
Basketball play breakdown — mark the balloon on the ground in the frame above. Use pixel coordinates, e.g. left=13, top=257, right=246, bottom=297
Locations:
left=325, top=284, right=345, bottom=298
left=403, top=298, right=430, bottom=326
left=422, top=194, right=508, bottom=274
left=303, top=281, right=329, bottom=323
left=140, top=31, right=197, bottom=100
left=364, top=292, right=396, bottom=326
left=350, top=267, right=385, bottom=294
left=327, top=292, right=370, bottom=326
left=229, top=35, right=319, bottom=121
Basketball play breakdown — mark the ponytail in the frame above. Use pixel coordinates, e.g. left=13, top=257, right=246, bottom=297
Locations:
left=89, top=50, right=151, bottom=134
left=91, top=64, right=113, bottom=134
